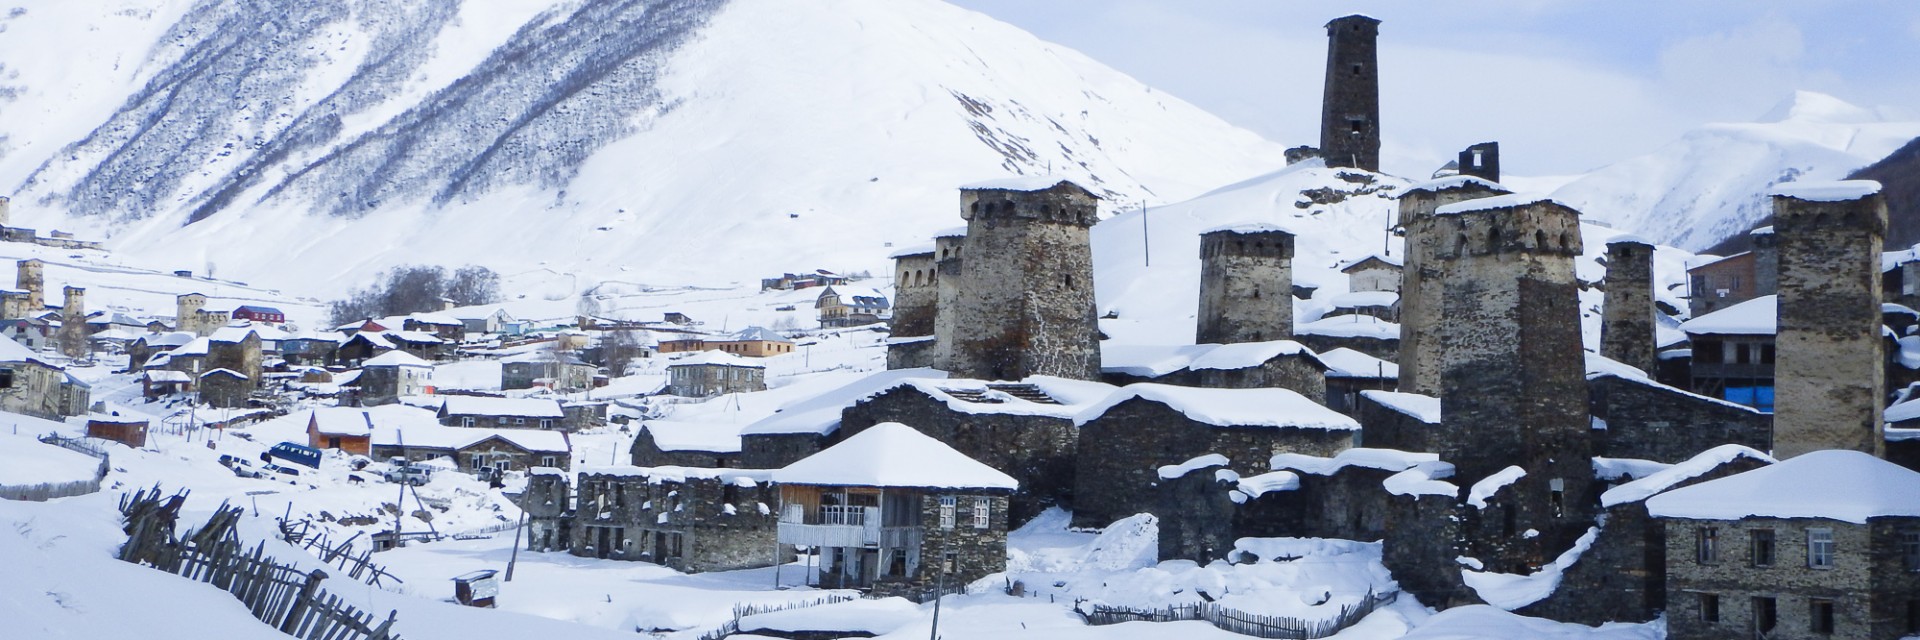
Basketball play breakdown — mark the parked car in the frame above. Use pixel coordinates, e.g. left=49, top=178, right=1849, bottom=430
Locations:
left=382, top=459, right=431, bottom=486
left=268, top=442, right=322, bottom=469
left=262, top=462, right=301, bottom=477
left=220, top=455, right=263, bottom=479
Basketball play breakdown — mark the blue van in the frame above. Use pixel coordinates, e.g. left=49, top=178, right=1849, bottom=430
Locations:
left=268, top=442, right=323, bottom=469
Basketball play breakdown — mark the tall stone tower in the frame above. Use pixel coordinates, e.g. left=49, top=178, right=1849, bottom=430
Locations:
left=1319, top=15, right=1382, bottom=172
left=1196, top=224, right=1295, bottom=344
left=943, top=179, right=1100, bottom=381
left=0, top=195, right=10, bottom=226
left=59, top=286, right=87, bottom=359
left=1600, top=237, right=1656, bottom=374
left=1456, top=142, right=1499, bottom=182
left=1394, top=176, right=1511, bottom=394
left=1751, top=226, right=1779, bottom=296
left=1432, top=195, right=1593, bottom=569
left=177, top=293, right=207, bottom=335
left=886, top=245, right=939, bottom=369
left=16, top=259, right=44, bottom=312
left=929, top=228, right=967, bottom=370
left=1770, top=180, right=1887, bottom=458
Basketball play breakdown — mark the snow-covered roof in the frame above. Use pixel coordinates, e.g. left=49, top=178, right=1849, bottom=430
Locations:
left=960, top=175, right=1087, bottom=193
left=1295, top=314, right=1400, bottom=339
left=1384, top=461, right=1457, bottom=497
left=772, top=422, right=1017, bottom=490
left=0, top=335, right=43, bottom=364
left=1769, top=179, right=1882, bottom=202
left=1201, top=221, right=1295, bottom=235
left=1605, top=233, right=1653, bottom=246
left=1600, top=445, right=1774, bottom=508
left=1888, top=398, right=1920, bottom=424
left=363, top=350, right=433, bottom=368
left=1361, top=390, right=1442, bottom=425
left=1327, top=291, right=1399, bottom=309
left=741, top=368, right=949, bottom=436
left=169, top=337, right=212, bottom=357
left=1433, top=193, right=1571, bottom=216
left=1883, top=246, right=1920, bottom=273
left=386, top=330, right=445, bottom=344
left=1585, top=353, right=1762, bottom=414
left=437, top=395, right=564, bottom=418
left=579, top=465, right=772, bottom=485
left=208, top=325, right=260, bottom=343
left=1074, top=383, right=1360, bottom=430
left=1099, top=344, right=1214, bottom=377
left=1678, top=295, right=1775, bottom=336
left=1158, top=453, right=1231, bottom=480
left=200, top=368, right=246, bottom=379
left=668, top=350, right=767, bottom=369
left=1271, top=448, right=1438, bottom=476
left=407, top=312, right=462, bottom=326
left=374, top=423, right=569, bottom=453
left=137, top=331, right=196, bottom=347
left=1338, top=253, right=1402, bottom=271
left=888, top=244, right=936, bottom=259
left=1321, top=348, right=1398, bottom=379
left=1186, top=340, right=1319, bottom=371
left=866, top=376, right=1115, bottom=419
left=141, top=370, right=192, bottom=383
left=1647, top=449, right=1920, bottom=524
left=932, top=225, right=968, bottom=239
left=1467, top=466, right=1527, bottom=508
left=1398, top=175, right=1511, bottom=198
left=309, top=408, right=376, bottom=437
left=642, top=420, right=745, bottom=453
left=730, top=326, right=788, bottom=342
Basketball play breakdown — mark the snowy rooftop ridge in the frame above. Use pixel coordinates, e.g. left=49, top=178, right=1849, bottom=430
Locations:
left=1358, top=390, right=1438, bottom=423
left=1398, top=174, right=1511, bottom=198
left=1270, top=448, right=1438, bottom=476
left=1320, top=348, right=1398, bottom=379
left=363, top=350, right=432, bottom=368
left=1433, top=193, right=1575, bottom=216
left=741, top=368, right=949, bottom=436
left=960, top=175, right=1087, bottom=192
left=1384, top=461, right=1458, bottom=498
left=1073, top=383, right=1360, bottom=431
left=1646, top=449, right=1920, bottom=523
left=1769, top=179, right=1883, bottom=202
left=668, top=350, right=767, bottom=368
left=579, top=465, right=772, bottom=485
left=1200, top=221, right=1295, bottom=235
left=887, top=243, right=935, bottom=259
left=1158, top=453, right=1230, bottom=480
left=771, top=422, right=1017, bottom=490
left=1677, top=295, right=1776, bottom=336
left=1601, top=445, right=1774, bottom=508
left=1294, top=314, right=1399, bottom=340
left=437, top=395, right=564, bottom=418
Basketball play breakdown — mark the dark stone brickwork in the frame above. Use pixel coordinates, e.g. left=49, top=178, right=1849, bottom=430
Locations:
left=629, top=428, right=740, bottom=469
left=739, top=432, right=834, bottom=470
left=840, top=387, right=1076, bottom=524
left=1319, top=15, right=1381, bottom=172
left=943, top=182, right=1101, bottom=381
left=571, top=470, right=780, bottom=573
left=891, top=250, right=938, bottom=339
left=1397, top=180, right=1512, bottom=395
left=868, top=493, right=1011, bottom=602
left=1602, top=239, right=1658, bottom=374
left=1772, top=190, right=1888, bottom=458
left=1197, top=228, right=1295, bottom=344
left=1662, top=516, right=1920, bottom=640
left=1589, top=374, right=1772, bottom=464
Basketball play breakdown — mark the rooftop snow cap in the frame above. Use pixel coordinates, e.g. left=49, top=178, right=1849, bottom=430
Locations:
left=1201, top=221, right=1296, bottom=236
left=959, top=175, right=1090, bottom=193
left=772, top=422, right=1017, bottom=491
left=363, top=350, right=433, bottom=368
left=1074, top=383, right=1360, bottom=430
left=668, top=350, right=767, bottom=369
left=1678, top=295, right=1776, bottom=336
left=1646, top=449, right=1920, bottom=524
left=1432, top=193, right=1573, bottom=216
left=1768, top=179, right=1883, bottom=202
left=1396, top=175, right=1512, bottom=199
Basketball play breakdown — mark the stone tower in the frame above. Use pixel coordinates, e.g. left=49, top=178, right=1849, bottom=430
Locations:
left=886, top=245, right=939, bottom=369
left=0, top=195, right=10, bottom=226
left=1394, top=176, right=1512, bottom=395
left=1319, top=15, right=1382, bottom=172
left=1770, top=180, right=1887, bottom=459
left=177, top=293, right=207, bottom=335
left=928, top=228, right=967, bottom=370
left=942, top=179, right=1100, bottom=381
left=1432, top=194, right=1593, bottom=569
left=1600, top=237, right=1656, bottom=374
left=1195, top=224, right=1295, bottom=344
left=16, top=259, right=44, bottom=312
left=1751, top=226, right=1779, bottom=296
left=1456, top=142, right=1499, bottom=183
left=59, top=286, right=87, bottom=359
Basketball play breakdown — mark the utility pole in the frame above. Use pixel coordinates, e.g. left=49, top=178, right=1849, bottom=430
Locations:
left=1141, top=200, right=1151, bottom=267
left=506, top=510, right=526, bottom=581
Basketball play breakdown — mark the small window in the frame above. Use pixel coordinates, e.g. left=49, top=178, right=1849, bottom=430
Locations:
left=1906, top=599, right=1920, bottom=634
left=1350, top=63, right=1362, bottom=76
left=0, top=367, right=13, bottom=388
left=1349, top=119, right=1363, bottom=134
left=1548, top=478, right=1565, bottom=518
left=1699, top=593, right=1720, bottom=624
left=514, top=417, right=525, bottom=425
left=972, top=497, right=990, bottom=529
left=1754, top=597, right=1777, bottom=633
left=1750, top=529, right=1775, bottom=567
left=939, top=496, right=957, bottom=529
left=541, top=419, right=554, bottom=429
left=1697, top=527, right=1719, bottom=564
left=541, top=455, right=556, bottom=467
left=1808, top=528, right=1835, bottom=568
left=1810, top=599, right=1835, bottom=634
left=1903, top=531, right=1920, bottom=572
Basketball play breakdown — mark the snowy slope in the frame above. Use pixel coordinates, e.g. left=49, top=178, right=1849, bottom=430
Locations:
left=0, top=0, right=1289, bottom=294
left=1552, top=91, right=1920, bottom=251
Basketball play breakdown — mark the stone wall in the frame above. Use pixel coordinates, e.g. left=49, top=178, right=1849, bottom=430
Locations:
left=1396, top=181, right=1510, bottom=395
left=1195, top=353, right=1327, bottom=403
left=929, top=233, right=965, bottom=370
left=891, top=251, right=937, bottom=338
left=16, top=259, right=42, bottom=312
left=944, top=183, right=1100, bottom=381
left=571, top=470, right=780, bottom=572
left=521, top=473, right=572, bottom=552
left=1196, top=228, right=1294, bottom=344
left=1601, top=239, right=1657, bottom=374
left=206, top=333, right=263, bottom=384
left=1589, top=374, right=1772, bottom=463
left=629, top=428, right=739, bottom=468
left=1354, top=392, right=1439, bottom=452
left=0, top=361, right=85, bottom=420
left=668, top=363, right=766, bottom=397
left=1153, top=463, right=1239, bottom=564
left=885, top=338, right=936, bottom=370
left=1661, top=516, right=1913, bottom=640
left=870, top=492, right=1010, bottom=601
left=1319, top=15, right=1381, bottom=172
left=58, top=287, right=86, bottom=359
left=1294, top=333, right=1398, bottom=362
left=1072, top=397, right=1354, bottom=528
left=1381, top=493, right=1472, bottom=608
left=739, top=432, right=833, bottom=469
left=1772, top=190, right=1887, bottom=458
left=1239, top=467, right=1398, bottom=543
left=840, top=387, right=1075, bottom=524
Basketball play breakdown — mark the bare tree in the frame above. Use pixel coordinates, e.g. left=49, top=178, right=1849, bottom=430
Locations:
left=601, top=329, right=646, bottom=378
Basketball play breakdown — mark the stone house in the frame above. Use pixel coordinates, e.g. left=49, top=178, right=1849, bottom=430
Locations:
left=1588, top=355, right=1772, bottom=463
left=306, top=407, right=375, bottom=456
left=706, top=326, right=794, bottom=357
left=1293, top=313, right=1400, bottom=361
left=1686, top=228, right=1777, bottom=317
left=772, top=423, right=1016, bottom=600
left=1325, top=291, right=1400, bottom=322
left=198, top=368, right=251, bottom=408
left=630, top=420, right=743, bottom=469
left=1319, top=347, right=1398, bottom=414
left=354, top=350, right=433, bottom=406
left=0, top=335, right=89, bottom=419
left=276, top=335, right=338, bottom=366
left=140, top=369, right=192, bottom=400
left=737, top=368, right=947, bottom=469
left=816, top=286, right=890, bottom=328
left=1153, top=448, right=1437, bottom=564
left=402, top=312, right=465, bottom=343
left=1678, top=295, right=1776, bottom=411
left=1883, top=248, right=1920, bottom=312
left=1340, top=254, right=1403, bottom=293
left=837, top=375, right=1115, bottom=523
left=1098, top=340, right=1328, bottom=403
left=0, top=317, right=55, bottom=352
left=1649, top=450, right=1920, bottom=640
left=520, top=469, right=572, bottom=552
left=447, top=306, right=516, bottom=336
left=667, top=351, right=767, bottom=397
left=372, top=422, right=570, bottom=476
left=1072, top=383, right=1360, bottom=528
left=128, top=331, right=195, bottom=370
left=436, top=395, right=565, bottom=430
left=334, top=331, right=396, bottom=367
left=569, top=466, right=779, bottom=571
left=1353, top=390, right=1440, bottom=452
left=501, top=350, right=595, bottom=391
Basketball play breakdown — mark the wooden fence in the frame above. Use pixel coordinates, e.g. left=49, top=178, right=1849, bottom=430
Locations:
left=691, top=594, right=857, bottom=640
left=118, top=487, right=404, bottom=640
left=1, top=437, right=111, bottom=502
left=1079, top=589, right=1397, bottom=640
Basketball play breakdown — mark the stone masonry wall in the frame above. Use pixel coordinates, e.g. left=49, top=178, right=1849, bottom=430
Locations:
left=840, top=387, right=1075, bottom=524
left=1589, top=374, right=1772, bottom=463
left=1601, top=239, right=1657, bottom=374
left=1194, top=354, right=1327, bottom=403
left=1196, top=228, right=1295, bottom=344
left=571, top=471, right=779, bottom=572
left=629, top=429, right=739, bottom=469
left=1319, top=15, right=1381, bottom=172
left=1772, top=191, right=1888, bottom=458
left=891, top=251, right=938, bottom=338
left=945, top=184, right=1100, bottom=381
left=1662, top=516, right=1893, bottom=640
left=930, top=233, right=965, bottom=370
left=871, top=493, right=1010, bottom=601
left=1396, top=182, right=1510, bottom=395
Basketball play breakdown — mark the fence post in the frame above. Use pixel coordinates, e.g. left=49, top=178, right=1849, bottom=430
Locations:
left=279, top=569, right=328, bottom=634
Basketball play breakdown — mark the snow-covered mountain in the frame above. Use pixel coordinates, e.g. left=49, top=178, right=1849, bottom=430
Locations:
left=1551, top=91, right=1920, bottom=251
left=0, top=0, right=1289, bottom=293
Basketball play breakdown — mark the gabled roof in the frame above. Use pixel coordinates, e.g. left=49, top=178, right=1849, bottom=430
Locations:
left=309, top=407, right=376, bottom=437
left=1647, top=450, right=1920, bottom=523
left=668, top=350, right=766, bottom=369
left=1339, top=254, right=1403, bottom=272
left=772, top=422, right=1017, bottom=490
left=730, top=326, right=789, bottom=343
left=0, top=334, right=55, bottom=368
left=1075, top=383, right=1360, bottom=431
left=1678, top=295, right=1775, bottom=336
left=363, top=350, right=433, bottom=368
left=437, top=395, right=564, bottom=419
left=373, top=422, right=569, bottom=453
left=1320, top=347, right=1398, bottom=379
left=1600, top=445, right=1774, bottom=508
left=200, top=368, right=247, bottom=379
left=741, top=368, right=950, bottom=436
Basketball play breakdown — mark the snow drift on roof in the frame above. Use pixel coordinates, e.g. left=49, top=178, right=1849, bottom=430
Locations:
left=668, top=350, right=767, bottom=368
left=1678, top=295, right=1775, bottom=336
left=1200, top=221, right=1294, bottom=235
left=1601, top=445, right=1774, bottom=508
left=959, top=175, right=1085, bottom=192
left=772, top=422, right=1017, bottom=490
left=363, top=350, right=433, bottom=368
left=932, top=225, right=968, bottom=239
left=741, top=368, right=949, bottom=436
left=1768, top=179, right=1882, bottom=202
left=1433, top=193, right=1572, bottom=216
left=438, top=395, right=564, bottom=418
left=887, top=244, right=935, bottom=259
left=308, top=407, right=375, bottom=437
left=1271, top=448, right=1438, bottom=476
left=1186, top=340, right=1317, bottom=371
left=1099, top=344, right=1215, bottom=378
left=1295, top=314, right=1399, bottom=339
left=1398, top=175, right=1511, bottom=197
left=1646, top=449, right=1920, bottom=523
left=374, top=422, right=568, bottom=453
left=1322, top=348, right=1399, bottom=379
left=1074, top=383, right=1360, bottom=431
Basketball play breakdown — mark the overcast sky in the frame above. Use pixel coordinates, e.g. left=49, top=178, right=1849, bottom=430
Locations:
left=947, top=1, right=1920, bottom=178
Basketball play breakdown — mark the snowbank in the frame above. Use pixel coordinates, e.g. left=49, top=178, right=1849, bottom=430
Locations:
left=1646, top=449, right=1920, bottom=523
left=1459, top=526, right=1601, bottom=610
left=1769, top=179, right=1882, bottom=201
